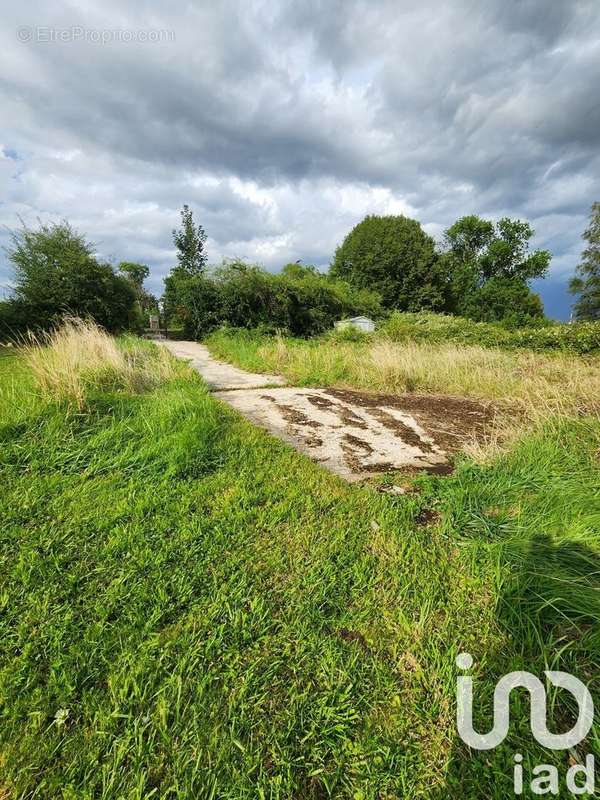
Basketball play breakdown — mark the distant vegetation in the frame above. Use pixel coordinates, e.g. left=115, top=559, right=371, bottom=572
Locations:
left=0, top=221, right=142, bottom=337
left=330, top=213, right=445, bottom=310
left=0, top=220, right=161, bottom=340
left=2, top=201, right=599, bottom=344
left=570, top=201, right=600, bottom=321
left=162, top=205, right=382, bottom=338
left=381, top=311, right=600, bottom=354
left=330, top=213, right=550, bottom=327
left=163, top=207, right=555, bottom=337
left=164, top=259, right=382, bottom=339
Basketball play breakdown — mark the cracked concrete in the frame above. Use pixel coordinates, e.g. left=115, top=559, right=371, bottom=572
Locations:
left=215, top=386, right=448, bottom=480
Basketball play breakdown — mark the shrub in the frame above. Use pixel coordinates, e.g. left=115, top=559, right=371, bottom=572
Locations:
left=459, top=277, right=546, bottom=328
left=0, top=299, right=29, bottom=341
left=5, top=220, right=137, bottom=334
left=381, top=311, right=600, bottom=355
left=165, top=260, right=383, bottom=338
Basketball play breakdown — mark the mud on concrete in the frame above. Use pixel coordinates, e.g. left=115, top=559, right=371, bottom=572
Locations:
left=214, top=386, right=496, bottom=481
left=326, top=388, right=495, bottom=456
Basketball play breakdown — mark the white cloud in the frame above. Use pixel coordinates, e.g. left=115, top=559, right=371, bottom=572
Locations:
left=0, top=0, right=598, bottom=316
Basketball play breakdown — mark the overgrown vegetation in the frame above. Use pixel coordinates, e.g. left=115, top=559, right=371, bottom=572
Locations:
left=2, top=204, right=592, bottom=345
left=1, top=324, right=599, bottom=798
left=23, top=317, right=181, bottom=408
left=381, top=311, right=600, bottom=354
left=570, top=201, right=600, bottom=321
left=0, top=220, right=138, bottom=337
left=164, top=259, right=382, bottom=339
left=206, top=325, right=600, bottom=453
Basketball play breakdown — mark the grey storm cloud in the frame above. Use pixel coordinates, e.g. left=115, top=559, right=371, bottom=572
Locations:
left=1, top=0, right=599, bottom=316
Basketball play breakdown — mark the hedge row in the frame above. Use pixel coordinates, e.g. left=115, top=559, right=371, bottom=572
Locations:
left=380, top=312, right=600, bottom=355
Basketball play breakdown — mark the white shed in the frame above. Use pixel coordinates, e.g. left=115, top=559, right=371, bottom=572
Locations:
left=334, top=315, right=375, bottom=333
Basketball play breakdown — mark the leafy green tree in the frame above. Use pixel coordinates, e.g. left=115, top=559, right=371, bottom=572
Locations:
left=118, top=261, right=149, bottom=290
left=444, top=215, right=495, bottom=265
left=569, top=202, right=600, bottom=320
left=172, top=204, right=207, bottom=276
left=444, top=215, right=550, bottom=324
left=118, top=261, right=157, bottom=323
left=330, top=215, right=446, bottom=310
left=479, top=219, right=551, bottom=281
left=459, top=277, right=545, bottom=328
left=3, top=220, right=136, bottom=333
left=163, top=206, right=209, bottom=329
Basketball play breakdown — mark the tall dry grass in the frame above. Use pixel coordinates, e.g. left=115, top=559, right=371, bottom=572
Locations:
left=367, top=341, right=600, bottom=420
left=24, top=318, right=180, bottom=408
left=257, top=338, right=599, bottom=415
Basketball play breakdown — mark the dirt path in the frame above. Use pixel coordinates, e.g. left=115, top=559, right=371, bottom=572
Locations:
left=162, top=340, right=493, bottom=481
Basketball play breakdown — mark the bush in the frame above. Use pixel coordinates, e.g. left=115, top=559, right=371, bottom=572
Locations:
left=459, top=277, right=546, bottom=328
left=5, top=220, right=137, bottom=334
left=381, top=312, right=600, bottom=355
left=509, top=321, right=600, bottom=354
left=0, top=299, right=29, bottom=341
left=165, top=260, right=383, bottom=339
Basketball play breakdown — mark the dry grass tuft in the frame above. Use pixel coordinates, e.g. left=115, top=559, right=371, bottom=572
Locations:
left=24, top=318, right=180, bottom=408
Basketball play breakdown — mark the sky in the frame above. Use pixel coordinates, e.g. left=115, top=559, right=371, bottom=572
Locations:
left=1, top=0, right=599, bottom=320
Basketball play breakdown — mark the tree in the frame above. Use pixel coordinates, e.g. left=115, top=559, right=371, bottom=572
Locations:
left=459, top=277, right=545, bottom=328
left=479, top=219, right=550, bottom=282
left=163, top=206, right=209, bottom=330
left=118, top=261, right=149, bottom=290
left=118, top=261, right=157, bottom=320
left=443, top=215, right=550, bottom=324
left=444, top=215, right=495, bottom=266
left=172, top=204, right=207, bottom=276
left=569, top=202, right=600, bottom=320
left=3, top=219, right=136, bottom=333
left=330, top=214, right=446, bottom=310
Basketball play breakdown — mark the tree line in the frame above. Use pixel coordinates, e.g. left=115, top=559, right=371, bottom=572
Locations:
left=1, top=202, right=599, bottom=340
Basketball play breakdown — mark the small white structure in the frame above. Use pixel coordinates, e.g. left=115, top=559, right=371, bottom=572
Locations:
left=334, top=315, right=375, bottom=333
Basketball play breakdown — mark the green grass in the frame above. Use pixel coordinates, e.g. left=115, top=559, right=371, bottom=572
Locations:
left=1, top=343, right=599, bottom=798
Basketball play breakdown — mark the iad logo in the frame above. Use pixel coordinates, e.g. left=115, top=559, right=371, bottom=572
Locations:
left=456, top=653, right=596, bottom=795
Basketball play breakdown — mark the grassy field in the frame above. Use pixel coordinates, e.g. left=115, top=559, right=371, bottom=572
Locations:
left=1, top=326, right=600, bottom=798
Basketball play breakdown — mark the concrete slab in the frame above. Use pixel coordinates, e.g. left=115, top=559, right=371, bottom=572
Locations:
left=162, top=340, right=493, bottom=481
left=161, top=341, right=285, bottom=390
left=213, top=387, right=449, bottom=480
